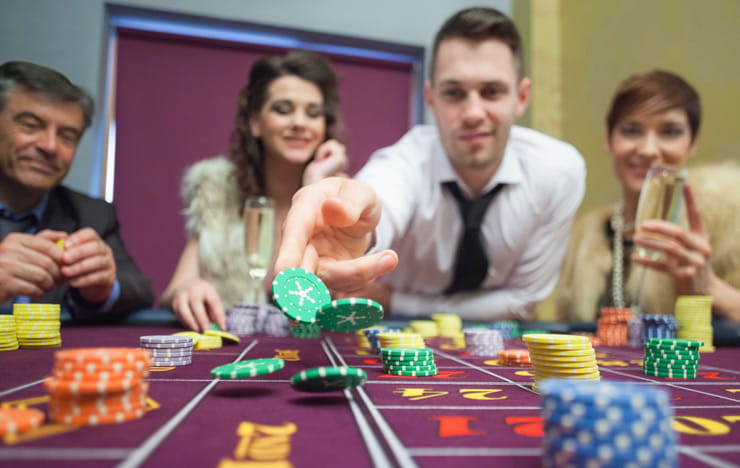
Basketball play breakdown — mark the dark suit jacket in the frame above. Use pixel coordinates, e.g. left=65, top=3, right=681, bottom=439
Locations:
left=35, top=186, right=154, bottom=321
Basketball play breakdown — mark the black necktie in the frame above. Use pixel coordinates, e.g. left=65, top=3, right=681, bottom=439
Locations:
left=443, top=181, right=505, bottom=294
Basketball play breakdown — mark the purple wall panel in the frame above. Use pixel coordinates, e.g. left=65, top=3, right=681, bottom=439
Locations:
left=114, top=29, right=413, bottom=299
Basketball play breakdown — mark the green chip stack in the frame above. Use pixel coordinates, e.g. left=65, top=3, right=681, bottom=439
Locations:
left=643, top=338, right=702, bottom=379
left=0, top=315, right=19, bottom=351
left=675, top=296, right=714, bottom=352
left=14, top=304, right=61, bottom=348
left=291, top=322, right=321, bottom=339
left=380, top=347, right=438, bottom=376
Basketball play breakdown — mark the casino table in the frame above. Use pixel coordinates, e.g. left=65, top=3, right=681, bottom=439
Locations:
left=1, top=321, right=740, bottom=468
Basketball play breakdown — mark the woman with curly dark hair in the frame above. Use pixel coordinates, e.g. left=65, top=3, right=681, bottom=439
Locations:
left=161, top=50, right=348, bottom=331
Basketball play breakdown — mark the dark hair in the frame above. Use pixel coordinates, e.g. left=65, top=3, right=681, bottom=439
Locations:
left=606, top=70, right=701, bottom=142
left=0, top=61, right=94, bottom=129
left=229, top=50, right=340, bottom=198
left=430, top=7, right=524, bottom=80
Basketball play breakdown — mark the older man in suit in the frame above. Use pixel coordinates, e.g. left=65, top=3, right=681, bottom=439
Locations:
left=0, top=61, right=153, bottom=320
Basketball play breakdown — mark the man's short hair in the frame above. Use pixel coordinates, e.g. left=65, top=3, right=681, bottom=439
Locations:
left=0, top=61, right=94, bottom=129
left=429, top=7, right=525, bottom=81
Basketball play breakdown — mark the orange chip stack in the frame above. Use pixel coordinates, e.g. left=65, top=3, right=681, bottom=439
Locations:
left=596, top=307, right=632, bottom=346
left=45, top=348, right=151, bottom=426
left=498, top=349, right=531, bottom=366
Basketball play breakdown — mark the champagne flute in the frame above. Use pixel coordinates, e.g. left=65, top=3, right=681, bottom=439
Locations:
left=632, top=163, right=687, bottom=313
left=633, top=163, right=688, bottom=263
left=243, top=196, right=276, bottom=304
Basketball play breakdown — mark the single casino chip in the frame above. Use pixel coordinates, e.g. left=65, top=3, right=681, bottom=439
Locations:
left=523, top=333, right=590, bottom=345
left=44, top=377, right=144, bottom=396
left=646, top=338, right=703, bottom=349
left=290, top=366, right=367, bottom=392
left=385, top=363, right=438, bottom=372
left=171, top=331, right=201, bottom=345
left=140, top=335, right=193, bottom=346
left=386, top=368, right=438, bottom=377
left=50, top=406, right=146, bottom=426
left=55, top=348, right=151, bottom=366
left=381, top=347, right=432, bottom=359
left=211, top=358, right=285, bottom=379
left=271, top=268, right=331, bottom=324
left=203, top=329, right=240, bottom=344
left=316, top=298, right=384, bottom=332
left=0, top=408, right=45, bottom=436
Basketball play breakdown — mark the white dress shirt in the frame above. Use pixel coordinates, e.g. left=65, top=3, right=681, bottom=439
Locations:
left=356, top=125, right=586, bottom=320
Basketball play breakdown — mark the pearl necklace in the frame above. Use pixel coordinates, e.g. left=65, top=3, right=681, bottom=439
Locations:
left=609, top=203, right=635, bottom=308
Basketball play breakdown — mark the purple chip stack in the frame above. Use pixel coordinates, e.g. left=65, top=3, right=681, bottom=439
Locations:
left=227, top=303, right=291, bottom=337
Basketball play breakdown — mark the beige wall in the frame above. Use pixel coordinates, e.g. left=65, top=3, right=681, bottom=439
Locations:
left=524, top=0, right=740, bottom=320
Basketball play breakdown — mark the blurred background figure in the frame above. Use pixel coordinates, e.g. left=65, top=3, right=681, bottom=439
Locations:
left=160, top=50, right=348, bottom=331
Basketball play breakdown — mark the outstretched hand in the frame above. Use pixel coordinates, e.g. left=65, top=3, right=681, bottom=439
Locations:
left=273, top=177, right=398, bottom=297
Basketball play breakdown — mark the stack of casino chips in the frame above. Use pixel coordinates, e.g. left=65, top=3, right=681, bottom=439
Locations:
left=408, top=320, right=439, bottom=338
left=356, top=326, right=385, bottom=348
left=376, top=332, right=426, bottom=351
left=291, top=322, right=321, bottom=339
left=226, top=303, right=291, bottom=337
left=194, top=333, right=222, bottom=350
left=490, top=320, right=520, bottom=339
left=380, top=347, right=437, bottom=377
left=139, top=335, right=194, bottom=366
left=642, top=315, right=677, bottom=342
left=14, top=304, right=61, bottom=348
left=540, top=379, right=678, bottom=467
left=523, top=334, right=600, bottom=392
left=675, top=296, right=714, bottom=352
left=643, top=338, right=702, bottom=379
left=363, top=328, right=401, bottom=353
left=596, top=307, right=632, bottom=346
left=463, top=327, right=504, bottom=356
left=0, top=315, right=19, bottom=351
left=628, top=317, right=645, bottom=348
left=45, top=348, right=151, bottom=426
left=498, top=349, right=531, bottom=367
left=431, top=313, right=462, bottom=338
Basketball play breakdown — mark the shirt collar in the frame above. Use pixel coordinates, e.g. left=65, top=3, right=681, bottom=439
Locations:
left=434, top=125, right=525, bottom=194
left=0, top=192, right=50, bottom=224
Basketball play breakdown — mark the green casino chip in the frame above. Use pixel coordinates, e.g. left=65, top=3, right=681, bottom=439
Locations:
left=290, top=366, right=367, bottom=392
left=317, top=298, right=384, bottom=332
left=211, top=358, right=285, bottom=379
left=382, top=358, right=436, bottom=367
left=646, top=338, right=704, bottom=349
left=387, top=368, right=438, bottom=377
left=272, top=268, right=331, bottom=324
left=385, top=363, right=438, bottom=372
left=380, top=347, right=433, bottom=359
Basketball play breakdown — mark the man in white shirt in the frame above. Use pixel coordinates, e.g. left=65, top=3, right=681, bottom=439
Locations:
left=274, top=7, right=585, bottom=321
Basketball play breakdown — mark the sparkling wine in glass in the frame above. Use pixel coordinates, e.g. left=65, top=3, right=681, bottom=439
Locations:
left=634, top=163, right=687, bottom=263
left=243, top=196, right=275, bottom=303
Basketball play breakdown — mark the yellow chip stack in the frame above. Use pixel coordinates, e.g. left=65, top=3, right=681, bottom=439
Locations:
left=194, top=334, right=222, bottom=350
left=13, top=304, right=61, bottom=348
left=523, top=333, right=600, bottom=393
left=376, top=332, right=426, bottom=349
left=675, top=296, right=714, bottom=352
left=408, top=320, right=439, bottom=338
left=431, top=313, right=462, bottom=338
left=0, top=315, right=19, bottom=351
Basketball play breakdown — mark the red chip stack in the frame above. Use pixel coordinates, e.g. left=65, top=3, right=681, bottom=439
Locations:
left=597, top=307, right=632, bottom=346
left=45, top=348, right=151, bottom=426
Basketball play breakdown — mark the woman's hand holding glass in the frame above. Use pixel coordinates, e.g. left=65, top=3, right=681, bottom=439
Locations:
left=632, top=183, right=714, bottom=296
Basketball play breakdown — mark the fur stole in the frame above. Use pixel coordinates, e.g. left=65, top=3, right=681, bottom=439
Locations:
left=182, top=156, right=254, bottom=308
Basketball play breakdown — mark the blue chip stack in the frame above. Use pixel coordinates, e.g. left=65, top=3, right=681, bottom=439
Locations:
left=489, top=320, right=520, bottom=339
left=540, top=380, right=678, bottom=468
left=642, top=315, right=678, bottom=342
left=363, top=328, right=401, bottom=353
